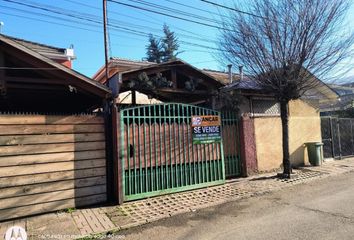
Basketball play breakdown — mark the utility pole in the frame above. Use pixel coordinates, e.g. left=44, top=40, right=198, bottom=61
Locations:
left=103, top=0, right=109, bottom=83
left=102, top=0, right=122, bottom=205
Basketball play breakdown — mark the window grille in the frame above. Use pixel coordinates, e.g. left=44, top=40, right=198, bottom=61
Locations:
left=252, top=99, right=280, bottom=116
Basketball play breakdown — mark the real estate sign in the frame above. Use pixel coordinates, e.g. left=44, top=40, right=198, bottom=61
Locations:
left=192, top=115, right=221, bottom=144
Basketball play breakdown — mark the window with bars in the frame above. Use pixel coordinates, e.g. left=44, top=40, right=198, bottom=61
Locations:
left=251, top=98, right=280, bottom=116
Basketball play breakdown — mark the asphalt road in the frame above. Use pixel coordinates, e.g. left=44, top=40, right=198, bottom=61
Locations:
left=115, top=171, right=354, bottom=240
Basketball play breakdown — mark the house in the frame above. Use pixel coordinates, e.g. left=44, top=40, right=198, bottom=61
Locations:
left=95, top=57, right=339, bottom=175
left=205, top=67, right=338, bottom=172
left=9, top=35, right=76, bottom=68
left=93, top=57, right=223, bottom=105
left=94, top=58, right=242, bottom=202
left=320, top=84, right=354, bottom=116
left=0, top=34, right=109, bottom=112
left=91, top=57, right=337, bottom=204
left=0, top=34, right=112, bottom=221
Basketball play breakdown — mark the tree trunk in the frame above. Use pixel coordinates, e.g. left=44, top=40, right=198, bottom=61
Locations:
left=280, top=100, right=291, bottom=178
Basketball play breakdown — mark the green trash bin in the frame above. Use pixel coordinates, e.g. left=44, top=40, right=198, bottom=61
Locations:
left=305, top=142, right=323, bottom=166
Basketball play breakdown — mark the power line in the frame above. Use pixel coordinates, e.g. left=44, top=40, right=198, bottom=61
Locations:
left=200, top=0, right=284, bottom=24
left=163, top=0, right=228, bottom=18
left=0, top=7, right=222, bottom=53
left=64, top=0, right=222, bottom=41
left=63, top=0, right=211, bottom=39
left=1, top=0, right=227, bottom=57
left=2, top=10, right=155, bottom=44
left=0, top=11, right=102, bottom=35
left=108, top=0, right=236, bottom=32
left=127, top=0, right=224, bottom=26
left=1, top=0, right=220, bottom=47
left=0, top=5, right=102, bottom=29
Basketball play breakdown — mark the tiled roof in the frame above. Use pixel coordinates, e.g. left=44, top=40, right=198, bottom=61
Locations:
left=202, top=69, right=238, bottom=85
left=2, top=34, right=68, bottom=57
left=203, top=69, right=264, bottom=91
left=224, top=78, right=263, bottom=91
left=109, top=57, right=155, bottom=67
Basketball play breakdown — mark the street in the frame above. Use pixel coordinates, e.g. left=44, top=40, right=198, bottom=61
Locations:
left=116, top=170, right=354, bottom=240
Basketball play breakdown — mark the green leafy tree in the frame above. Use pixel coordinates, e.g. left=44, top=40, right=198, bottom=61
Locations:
left=161, top=24, right=180, bottom=62
left=146, top=34, right=163, bottom=63
left=145, top=24, right=180, bottom=63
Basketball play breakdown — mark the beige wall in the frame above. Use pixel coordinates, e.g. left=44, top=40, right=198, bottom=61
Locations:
left=253, top=99, right=321, bottom=171
left=289, top=99, right=321, bottom=166
left=254, top=117, right=283, bottom=171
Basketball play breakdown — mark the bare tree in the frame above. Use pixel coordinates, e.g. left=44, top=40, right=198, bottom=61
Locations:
left=219, top=0, right=354, bottom=178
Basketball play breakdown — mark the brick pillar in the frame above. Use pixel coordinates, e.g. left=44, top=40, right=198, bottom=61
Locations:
left=240, top=114, right=258, bottom=176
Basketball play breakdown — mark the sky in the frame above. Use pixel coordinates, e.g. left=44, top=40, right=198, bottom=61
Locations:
left=0, top=0, right=354, bottom=80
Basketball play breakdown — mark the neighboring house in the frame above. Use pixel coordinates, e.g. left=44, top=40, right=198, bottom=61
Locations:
left=0, top=34, right=111, bottom=221
left=93, top=58, right=242, bottom=203
left=94, top=57, right=339, bottom=172
left=9, top=35, right=76, bottom=68
left=204, top=68, right=338, bottom=172
left=93, top=58, right=158, bottom=105
left=93, top=58, right=223, bottom=105
left=0, top=34, right=109, bottom=112
left=320, top=84, right=354, bottom=116
left=93, top=57, right=154, bottom=83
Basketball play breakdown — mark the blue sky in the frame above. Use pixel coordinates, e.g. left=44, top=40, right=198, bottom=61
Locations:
left=0, top=0, right=353, bottom=79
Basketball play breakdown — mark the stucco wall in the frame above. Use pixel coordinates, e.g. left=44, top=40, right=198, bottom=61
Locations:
left=289, top=99, right=321, bottom=166
left=254, top=117, right=282, bottom=171
left=253, top=99, right=321, bottom=171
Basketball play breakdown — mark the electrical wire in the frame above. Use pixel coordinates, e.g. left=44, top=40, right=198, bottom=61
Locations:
left=127, top=0, right=224, bottom=25
left=1, top=0, right=220, bottom=48
left=163, top=0, right=228, bottom=18
left=200, top=0, right=284, bottom=24
left=1, top=2, right=223, bottom=53
left=107, top=0, right=236, bottom=32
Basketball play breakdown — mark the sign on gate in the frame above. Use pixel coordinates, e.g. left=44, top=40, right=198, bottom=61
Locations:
left=192, top=115, right=221, bottom=144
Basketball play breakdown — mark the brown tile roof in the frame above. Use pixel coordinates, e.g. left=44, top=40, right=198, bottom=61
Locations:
left=109, top=57, right=155, bottom=67
left=202, top=69, right=240, bottom=85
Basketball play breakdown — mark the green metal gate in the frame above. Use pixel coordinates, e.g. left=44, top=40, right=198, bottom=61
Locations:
left=120, top=103, right=225, bottom=201
left=221, top=111, right=242, bottom=178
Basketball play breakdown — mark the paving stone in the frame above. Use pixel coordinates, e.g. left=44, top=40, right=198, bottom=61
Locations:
left=27, top=213, right=80, bottom=240
left=72, top=208, right=117, bottom=237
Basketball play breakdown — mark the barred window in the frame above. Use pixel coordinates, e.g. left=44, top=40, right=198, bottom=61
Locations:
left=252, top=99, right=280, bottom=116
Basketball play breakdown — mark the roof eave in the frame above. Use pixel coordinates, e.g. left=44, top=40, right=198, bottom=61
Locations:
left=0, top=34, right=111, bottom=99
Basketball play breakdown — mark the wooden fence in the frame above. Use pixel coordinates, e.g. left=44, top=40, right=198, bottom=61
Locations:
left=0, top=114, right=107, bottom=221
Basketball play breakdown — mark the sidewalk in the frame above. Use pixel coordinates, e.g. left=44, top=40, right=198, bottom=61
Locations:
left=2, top=159, right=354, bottom=240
